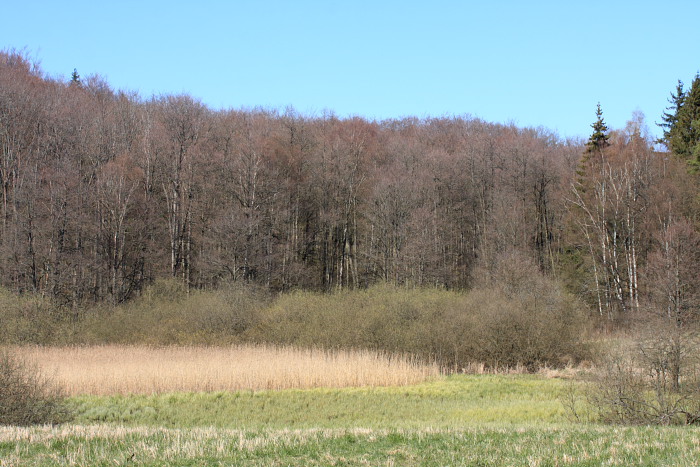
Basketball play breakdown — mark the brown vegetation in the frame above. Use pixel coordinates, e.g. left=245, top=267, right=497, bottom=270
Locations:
left=15, top=345, right=441, bottom=395
left=0, top=49, right=584, bottom=302
left=0, top=349, right=69, bottom=425
left=2, top=49, right=700, bottom=390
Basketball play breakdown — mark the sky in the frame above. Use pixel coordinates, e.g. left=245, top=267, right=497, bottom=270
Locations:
left=2, top=0, right=700, bottom=141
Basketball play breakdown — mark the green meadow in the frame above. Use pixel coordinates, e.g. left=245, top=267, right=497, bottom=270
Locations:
left=67, top=375, right=571, bottom=429
left=4, top=375, right=700, bottom=466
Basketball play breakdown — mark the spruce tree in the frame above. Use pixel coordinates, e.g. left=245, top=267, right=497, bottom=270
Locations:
left=658, top=80, right=685, bottom=145
left=668, top=73, right=700, bottom=170
left=70, top=68, right=81, bottom=86
left=586, top=103, right=610, bottom=153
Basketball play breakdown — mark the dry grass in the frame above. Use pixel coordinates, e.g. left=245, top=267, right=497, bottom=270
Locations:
left=11, top=345, right=441, bottom=396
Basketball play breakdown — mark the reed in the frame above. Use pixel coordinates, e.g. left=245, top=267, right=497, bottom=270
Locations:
left=13, top=345, right=440, bottom=396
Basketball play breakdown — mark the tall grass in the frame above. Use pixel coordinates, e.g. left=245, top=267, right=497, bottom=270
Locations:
left=15, top=345, right=440, bottom=396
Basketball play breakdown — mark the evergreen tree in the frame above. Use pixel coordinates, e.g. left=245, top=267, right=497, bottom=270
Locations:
left=70, top=68, right=81, bottom=86
left=668, top=73, right=700, bottom=170
left=586, top=103, right=610, bottom=153
left=657, top=80, right=685, bottom=146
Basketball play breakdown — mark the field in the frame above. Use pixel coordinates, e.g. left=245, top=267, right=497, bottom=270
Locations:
left=16, top=345, right=440, bottom=395
left=3, top=346, right=700, bottom=466
left=4, top=424, right=700, bottom=466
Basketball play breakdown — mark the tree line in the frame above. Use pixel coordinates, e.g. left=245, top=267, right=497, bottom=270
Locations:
left=1, top=50, right=699, bottom=324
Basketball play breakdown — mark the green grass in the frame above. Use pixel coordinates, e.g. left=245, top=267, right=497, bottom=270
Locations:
left=3, top=424, right=700, bottom=466
left=4, top=375, right=700, bottom=466
left=67, top=375, right=574, bottom=429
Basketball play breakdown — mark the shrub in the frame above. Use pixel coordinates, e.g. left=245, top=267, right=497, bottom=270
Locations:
left=586, top=322, right=700, bottom=425
left=76, top=280, right=269, bottom=345
left=0, top=288, right=67, bottom=344
left=245, top=276, right=591, bottom=371
left=0, top=349, right=71, bottom=425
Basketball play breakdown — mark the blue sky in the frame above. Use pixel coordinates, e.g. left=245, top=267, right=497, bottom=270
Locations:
left=2, top=1, right=699, bottom=140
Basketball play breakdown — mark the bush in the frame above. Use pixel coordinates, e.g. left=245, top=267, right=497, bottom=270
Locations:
left=245, top=274, right=591, bottom=371
left=75, top=280, right=269, bottom=345
left=0, top=349, right=71, bottom=425
left=0, top=288, right=68, bottom=344
left=586, top=322, right=700, bottom=425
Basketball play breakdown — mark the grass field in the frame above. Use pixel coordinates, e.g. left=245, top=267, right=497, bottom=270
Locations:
left=66, top=375, right=572, bottom=429
left=3, top=346, right=700, bottom=466
left=3, top=424, right=700, bottom=466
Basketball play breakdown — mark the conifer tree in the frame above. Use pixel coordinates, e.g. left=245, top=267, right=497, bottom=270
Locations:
left=667, top=73, right=700, bottom=170
left=658, top=80, right=685, bottom=146
left=586, top=103, right=610, bottom=153
left=70, top=68, right=81, bottom=86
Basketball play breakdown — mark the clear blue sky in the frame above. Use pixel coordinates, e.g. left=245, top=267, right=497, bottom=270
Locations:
left=2, top=1, right=699, bottom=140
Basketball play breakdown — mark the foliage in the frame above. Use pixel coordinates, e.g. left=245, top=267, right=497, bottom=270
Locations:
left=586, top=103, right=610, bottom=153
left=0, top=350, right=71, bottom=425
left=665, top=73, right=700, bottom=169
left=658, top=79, right=685, bottom=146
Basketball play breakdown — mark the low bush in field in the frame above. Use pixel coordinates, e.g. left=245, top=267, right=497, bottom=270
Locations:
left=584, top=322, right=700, bottom=425
left=0, top=288, right=69, bottom=344
left=246, top=277, right=591, bottom=371
left=75, top=280, right=269, bottom=344
left=0, top=350, right=70, bottom=425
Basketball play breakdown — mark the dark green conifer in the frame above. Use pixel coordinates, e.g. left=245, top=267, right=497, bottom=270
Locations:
left=586, top=103, right=610, bottom=153
left=667, top=73, right=700, bottom=170
left=70, top=68, right=81, bottom=86
left=658, top=80, right=685, bottom=145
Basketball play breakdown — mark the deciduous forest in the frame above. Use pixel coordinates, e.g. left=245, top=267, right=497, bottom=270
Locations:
left=2, top=49, right=699, bottom=326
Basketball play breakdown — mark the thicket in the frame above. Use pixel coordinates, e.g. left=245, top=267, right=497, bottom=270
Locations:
left=0, top=288, right=66, bottom=344
left=74, top=280, right=269, bottom=345
left=0, top=349, right=70, bottom=425
left=249, top=255, right=590, bottom=370
left=0, top=263, right=590, bottom=370
left=581, top=322, right=700, bottom=426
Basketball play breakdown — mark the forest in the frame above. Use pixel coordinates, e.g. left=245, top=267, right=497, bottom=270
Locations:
left=1, top=49, right=700, bottom=328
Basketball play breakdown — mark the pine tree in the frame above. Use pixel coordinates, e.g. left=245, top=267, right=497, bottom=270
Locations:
left=586, top=103, right=610, bottom=153
left=70, top=68, right=81, bottom=86
left=657, top=80, right=685, bottom=146
left=668, top=73, right=700, bottom=170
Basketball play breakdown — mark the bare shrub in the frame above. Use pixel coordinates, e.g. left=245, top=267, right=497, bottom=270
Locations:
left=246, top=275, right=591, bottom=371
left=586, top=218, right=700, bottom=425
left=0, top=350, right=70, bottom=425
left=587, top=323, right=700, bottom=425
left=76, top=280, right=268, bottom=344
left=0, top=288, right=66, bottom=344
left=466, top=251, right=592, bottom=370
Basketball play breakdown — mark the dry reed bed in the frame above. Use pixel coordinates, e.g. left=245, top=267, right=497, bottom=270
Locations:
left=13, top=345, right=440, bottom=396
